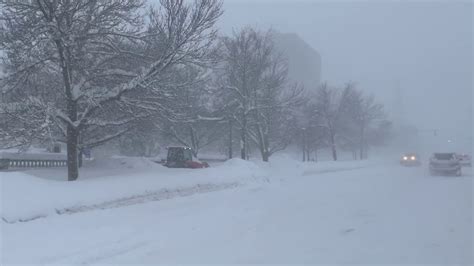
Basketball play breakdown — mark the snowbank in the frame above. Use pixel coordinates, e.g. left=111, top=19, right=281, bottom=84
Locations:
left=255, top=154, right=379, bottom=179
left=1, top=158, right=265, bottom=223
left=103, top=156, right=162, bottom=169
left=222, top=158, right=264, bottom=175
left=2, top=159, right=470, bottom=264
left=1, top=156, right=379, bottom=223
left=197, top=153, right=228, bottom=161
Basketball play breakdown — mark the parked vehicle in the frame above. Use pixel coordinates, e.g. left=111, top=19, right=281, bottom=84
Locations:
left=429, top=153, right=461, bottom=176
left=400, top=153, right=421, bottom=166
left=457, top=153, right=471, bottom=167
left=164, top=146, right=209, bottom=169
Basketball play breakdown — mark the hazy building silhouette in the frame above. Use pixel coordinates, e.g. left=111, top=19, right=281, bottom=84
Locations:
left=273, top=32, right=322, bottom=92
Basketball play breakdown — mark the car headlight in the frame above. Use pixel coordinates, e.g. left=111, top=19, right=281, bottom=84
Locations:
left=411, top=156, right=416, bottom=160
left=403, top=156, right=408, bottom=160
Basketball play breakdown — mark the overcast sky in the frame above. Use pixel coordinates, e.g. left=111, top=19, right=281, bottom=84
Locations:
left=218, top=0, right=472, bottom=149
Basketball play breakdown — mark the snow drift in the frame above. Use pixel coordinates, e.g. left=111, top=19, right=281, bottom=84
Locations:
left=1, top=156, right=376, bottom=223
left=1, top=158, right=265, bottom=223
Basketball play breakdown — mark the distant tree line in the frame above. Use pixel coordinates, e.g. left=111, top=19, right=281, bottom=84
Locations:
left=0, top=0, right=390, bottom=181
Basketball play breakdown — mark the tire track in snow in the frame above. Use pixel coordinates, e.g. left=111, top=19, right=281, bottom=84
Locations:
left=58, top=182, right=240, bottom=215
left=2, top=182, right=240, bottom=224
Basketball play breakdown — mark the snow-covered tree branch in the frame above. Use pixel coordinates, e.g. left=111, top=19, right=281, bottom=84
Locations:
left=0, top=0, right=223, bottom=180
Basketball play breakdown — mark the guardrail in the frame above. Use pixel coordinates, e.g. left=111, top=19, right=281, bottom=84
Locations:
left=0, top=158, right=67, bottom=170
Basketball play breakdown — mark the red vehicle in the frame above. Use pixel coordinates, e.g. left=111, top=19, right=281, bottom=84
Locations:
left=164, top=146, right=209, bottom=169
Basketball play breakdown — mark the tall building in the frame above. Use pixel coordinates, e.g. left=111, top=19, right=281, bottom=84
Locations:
left=273, top=32, right=322, bottom=92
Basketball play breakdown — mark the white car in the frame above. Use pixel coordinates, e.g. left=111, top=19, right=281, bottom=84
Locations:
left=457, top=154, right=471, bottom=167
left=429, top=153, right=462, bottom=176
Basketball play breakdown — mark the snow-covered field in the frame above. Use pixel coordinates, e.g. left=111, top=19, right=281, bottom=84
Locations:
left=1, top=156, right=472, bottom=265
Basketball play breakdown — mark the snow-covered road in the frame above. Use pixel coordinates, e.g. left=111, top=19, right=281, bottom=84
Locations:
left=2, top=161, right=472, bottom=265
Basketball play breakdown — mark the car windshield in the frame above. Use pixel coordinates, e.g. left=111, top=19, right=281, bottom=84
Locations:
left=183, top=149, right=193, bottom=161
left=167, top=148, right=192, bottom=162
left=167, top=148, right=184, bottom=161
left=434, top=153, right=455, bottom=160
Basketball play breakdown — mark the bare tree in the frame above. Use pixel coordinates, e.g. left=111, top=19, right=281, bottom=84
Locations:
left=314, top=83, right=354, bottom=161
left=218, top=27, right=302, bottom=161
left=250, top=73, right=303, bottom=162
left=218, top=27, right=265, bottom=160
left=296, top=98, right=327, bottom=162
left=0, top=0, right=223, bottom=180
left=347, top=90, right=386, bottom=159
left=157, top=64, right=225, bottom=157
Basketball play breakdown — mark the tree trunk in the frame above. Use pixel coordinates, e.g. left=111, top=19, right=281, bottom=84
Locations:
left=240, top=117, right=247, bottom=160
left=240, top=129, right=246, bottom=160
left=189, top=125, right=198, bottom=157
left=67, top=127, right=79, bottom=181
left=55, top=38, right=79, bottom=181
left=66, top=99, right=79, bottom=180
left=302, top=146, right=306, bottom=162
left=302, top=129, right=306, bottom=162
left=264, top=134, right=270, bottom=162
left=330, top=134, right=338, bottom=161
left=228, top=119, right=233, bottom=159
left=246, top=140, right=250, bottom=160
left=261, top=144, right=270, bottom=162
left=65, top=87, right=79, bottom=180
left=256, top=126, right=269, bottom=162
left=359, top=125, right=365, bottom=160
left=78, top=148, right=83, bottom=168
